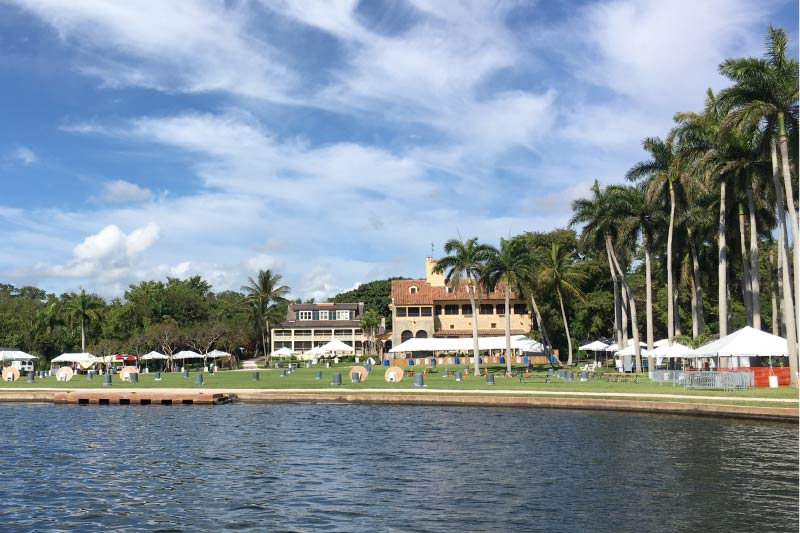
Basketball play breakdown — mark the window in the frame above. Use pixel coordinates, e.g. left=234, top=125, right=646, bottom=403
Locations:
left=444, top=304, right=459, bottom=315
left=408, top=307, right=420, bottom=317
left=334, top=329, right=351, bottom=337
left=298, top=310, right=312, bottom=320
left=496, top=304, right=505, bottom=315
left=401, top=330, right=413, bottom=342
left=446, top=286, right=455, bottom=293
left=315, top=330, right=333, bottom=337
left=409, top=286, right=418, bottom=294
left=295, top=341, right=312, bottom=350
left=480, top=304, right=493, bottom=315
left=396, top=307, right=407, bottom=317
left=513, top=304, right=527, bottom=315
left=462, top=304, right=472, bottom=316
left=336, top=310, right=350, bottom=320
left=274, top=330, right=291, bottom=337
left=294, top=330, right=311, bottom=336
left=491, top=323, right=497, bottom=328
left=435, top=305, right=442, bottom=315
left=421, top=307, right=432, bottom=316
left=415, top=330, right=428, bottom=338
left=354, top=329, right=362, bottom=335
left=318, top=310, right=329, bottom=320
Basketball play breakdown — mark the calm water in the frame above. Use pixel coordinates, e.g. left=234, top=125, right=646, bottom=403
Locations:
left=0, top=404, right=796, bottom=532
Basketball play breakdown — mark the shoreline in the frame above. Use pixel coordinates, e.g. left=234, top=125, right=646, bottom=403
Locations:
left=1, top=388, right=796, bottom=421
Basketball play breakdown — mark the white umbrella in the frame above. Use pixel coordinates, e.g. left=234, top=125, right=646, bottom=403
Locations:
left=579, top=340, right=609, bottom=351
left=271, top=347, right=296, bottom=356
left=653, top=338, right=671, bottom=348
left=317, top=339, right=354, bottom=354
left=140, top=351, right=168, bottom=360
left=616, top=344, right=651, bottom=357
left=207, top=349, right=231, bottom=358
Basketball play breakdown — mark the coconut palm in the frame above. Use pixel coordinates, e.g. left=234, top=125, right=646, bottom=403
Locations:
left=626, top=137, right=682, bottom=346
left=514, top=235, right=557, bottom=364
left=65, top=289, right=102, bottom=352
left=537, top=243, right=586, bottom=366
left=482, top=237, right=530, bottom=374
left=241, top=269, right=289, bottom=364
left=433, top=237, right=497, bottom=375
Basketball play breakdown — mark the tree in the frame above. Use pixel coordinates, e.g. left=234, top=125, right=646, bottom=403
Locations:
left=537, top=243, right=586, bottom=366
left=433, top=237, right=497, bottom=375
left=64, top=289, right=102, bottom=352
left=241, top=269, right=290, bottom=364
left=359, top=308, right=381, bottom=356
left=482, top=237, right=530, bottom=374
left=329, top=278, right=404, bottom=330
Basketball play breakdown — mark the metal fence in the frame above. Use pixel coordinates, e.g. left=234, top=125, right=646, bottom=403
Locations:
left=683, top=370, right=754, bottom=391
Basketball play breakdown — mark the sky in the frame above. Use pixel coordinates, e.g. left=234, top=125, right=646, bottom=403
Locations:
left=0, top=0, right=797, bottom=301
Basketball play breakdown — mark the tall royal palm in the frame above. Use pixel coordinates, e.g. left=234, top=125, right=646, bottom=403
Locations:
left=65, top=289, right=101, bottom=352
left=483, top=237, right=529, bottom=375
left=537, top=243, right=586, bottom=366
left=241, top=269, right=289, bottom=363
left=626, top=137, right=681, bottom=346
left=433, top=237, right=496, bottom=375
left=718, top=26, right=798, bottom=384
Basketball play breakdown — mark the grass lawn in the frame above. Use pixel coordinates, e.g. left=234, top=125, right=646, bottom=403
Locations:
left=3, top=364, right=798, bottom=403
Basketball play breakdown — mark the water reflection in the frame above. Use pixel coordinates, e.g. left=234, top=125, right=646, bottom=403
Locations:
left=0, top=404, right=796, bottom=532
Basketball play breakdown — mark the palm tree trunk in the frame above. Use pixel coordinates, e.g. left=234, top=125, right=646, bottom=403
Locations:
left=718, top=180, right=728, bottom=337
left=529, top=293, right=554, bottom=361
left=738, top=202, right=753, bottom=325
left=605, top=246, right=623, bottom=348
left=667, top=180, right=676, bottom=345
left=467, top=281, right=481, bottom=375
left=674, top=289, right=682, bottom=337
left=606, top=236, right=642, bottom=372
left=556, top=287, right=573, bottom=366
left=746, top=176, right=761, bottom=329
left=621, top=295, right=628, bottom=347
left=770, top=248, right=779, bottom=336
left=777, top=114, right=799, bottom=344
left=80, top=319, right=86, bottom=352
left=689, top=240, right=705, bottom=337
left=504, top=285, right=512, bottom=374
left=644, top=238, right=654, bottom=351
left=772, top=136, right=798, bottom=385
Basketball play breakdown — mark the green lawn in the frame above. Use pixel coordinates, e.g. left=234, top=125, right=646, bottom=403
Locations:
left=3, top=364, right=798, bottom=401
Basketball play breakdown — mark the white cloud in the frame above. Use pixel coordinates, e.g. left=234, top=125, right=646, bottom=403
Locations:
left=245, top=253, right=283, bottom=274
left=10, top=146, right=37, bottom=165
left=96, top=179, right=153, bottom=203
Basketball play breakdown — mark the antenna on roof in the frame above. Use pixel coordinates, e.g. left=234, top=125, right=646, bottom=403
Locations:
left=431, top=242, right=434, bottom=256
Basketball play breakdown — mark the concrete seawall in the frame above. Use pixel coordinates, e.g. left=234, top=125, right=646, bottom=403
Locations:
left=1, top=388, right=796, bottom=421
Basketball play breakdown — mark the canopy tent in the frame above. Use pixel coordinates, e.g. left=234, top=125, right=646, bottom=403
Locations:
left=615, top=344, right=651, bottom=357
left=140, top=351, right=168, bottom=360
left=605, top=340, right=647, bottom=352
left=97, top=354, right=136, bottom=364
left=315, top=340, right=354, bottom=354
left=579, top=340, right=608, bottom=351
left=686, top=326, right=789, bottom=359
left=650, top=343, right=692, bottom=358
left=653, top=339, right=671, bottom=348
left=173, top=350, right=203, bottom=360
left=389, top=335, right=544, bottom=354
left=207, top=349, right=231, bottom=358
left=51, top=352, right=96, bottom=363
left=0, top=350, right=37, bottom=362
left=271, top=347, right=296, bottom=356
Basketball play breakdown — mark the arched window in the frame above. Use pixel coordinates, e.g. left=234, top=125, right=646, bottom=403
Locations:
left=409, top=285, right=418, bottom=294
left=415, top=330, right=428, bottom=338
left=401, top=330, right=413, bottom=342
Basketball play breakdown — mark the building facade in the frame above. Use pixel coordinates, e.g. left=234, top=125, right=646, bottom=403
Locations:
left=271, top=302, right=368, bottom=355
left=390, top=257, right=532, bottom=350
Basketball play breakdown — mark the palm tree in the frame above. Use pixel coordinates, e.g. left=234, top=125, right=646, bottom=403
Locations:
left=515, top=235, right=557, bottom=364
left=241, top=269, right=289, bottom=364
left=718, top=26, right=798, bottom=384
left=571, top=181, right=624, bottom=348
left=433, top=237, right=497, bottom=375
left=537, top=243, right=586, bottom=366
left=65, top=289, right=102, bottom=352
left=626, top=136, right=681, bottom=346
left=482, top=237, right=530, bottom=374
left=359, top=308, right=381, bottom=356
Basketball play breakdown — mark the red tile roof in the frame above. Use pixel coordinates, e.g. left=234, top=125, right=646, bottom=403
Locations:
left=391, top=279, right=518, bottom=305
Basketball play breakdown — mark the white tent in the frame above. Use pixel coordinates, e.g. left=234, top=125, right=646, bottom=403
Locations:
left=271, top=347, right=296, bottom=356
left=686, top=326, right=789, bottom=359
left=173, top=350, right=203, bottom=360
left=140, top=351, right=168, bottom=360
left=389, top=335, right=544, bottom=354
left=316, top=339, right=354, bottom=354
left=650, top=343, right=692, bottom=357
left=579, top=340, right=608, bottom=351
left=52, top=352, right=96, bottom=363
left=653, top=338, right=671, bottom=348
left=606, top=340, right=647, bottom=352
left=0, top=350, right=37, bottom=362
left=616, top=344, right=651, bottom=357
left=207, top=349, right=231, bottom=358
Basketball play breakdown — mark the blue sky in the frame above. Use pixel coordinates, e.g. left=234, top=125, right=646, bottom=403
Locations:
left=1, top=0, right=797, bottom=300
